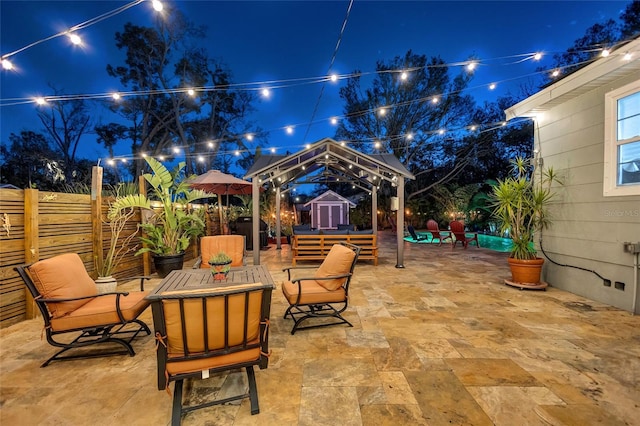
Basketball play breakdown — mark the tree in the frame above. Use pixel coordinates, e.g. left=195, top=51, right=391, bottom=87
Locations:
left=36, top=89, right=91, bottom=183
left=336, top=50, right=490, bottom=201
left=0, top=131, right=64, bottom=189
left=105, top=7, right=260, bottom=177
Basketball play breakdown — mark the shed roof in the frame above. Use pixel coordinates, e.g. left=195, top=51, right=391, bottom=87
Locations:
left=304, top=190, right=357, bottom=207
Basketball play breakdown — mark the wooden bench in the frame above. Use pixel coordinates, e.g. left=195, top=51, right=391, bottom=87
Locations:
left=292, top=233, right=378, bottom=266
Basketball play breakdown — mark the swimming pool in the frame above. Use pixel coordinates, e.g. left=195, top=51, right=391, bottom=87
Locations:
left=406, top=232, right=516, bottom=252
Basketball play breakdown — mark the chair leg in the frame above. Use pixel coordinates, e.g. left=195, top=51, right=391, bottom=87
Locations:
left=246, top=366, right=260, bottom=415
left=172, top=380, right=184, bottom=426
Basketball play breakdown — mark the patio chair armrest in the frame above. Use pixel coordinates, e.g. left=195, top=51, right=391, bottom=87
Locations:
left=290, top=273, right=352, bottom=283
left=193, top=257, right=202, bottom=269
left=38, top=292, right=130, bottom=303
left=283, top=265, right=317, bottom=279
left=131, top=275, right=153, bottom=291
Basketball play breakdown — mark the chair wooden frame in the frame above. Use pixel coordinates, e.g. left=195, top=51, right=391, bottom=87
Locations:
left=15, top=262, right=151, bottom=368
left=282, top=242, right=360, bottom=334
left=151, top=283, right=273, bottom=425
left=426, top=219, right=452, bottom=246
left=449, top=220, right=480, bottom=249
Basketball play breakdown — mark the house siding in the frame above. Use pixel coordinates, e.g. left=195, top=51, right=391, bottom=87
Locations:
left=537, top=72, right=640, bottom=312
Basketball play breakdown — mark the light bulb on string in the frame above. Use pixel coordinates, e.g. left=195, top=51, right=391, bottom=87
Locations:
left=623, top=52, right=633, bottom=61
left=34, top=97, right=47, bottom=105
left=152, top=0, right=163, bottom=12
left=112, top=92, right=121, bottom=100
left=207, top=141, right=214, bottom=148
left=68, top=33, right=82, bottom=45
left=489, top=83, right=496, bottom=90
left=246, top=133, right=254, bottom=141
left=187, top=88, right=195, bottom=96
left=533, top=52, right=542, bottom=60
left=330, top=117, right=338, bottom=125
left=285, top=126, right=294, bottom=135
left=330, top=74, right=338, bottom=82
left=270, top=147, right=276, bottom=153
left=261, top=88, right=270, bottom=98
left=601, top=49, right=610, bottom=57
left=2, top=59, right=14, bottom=70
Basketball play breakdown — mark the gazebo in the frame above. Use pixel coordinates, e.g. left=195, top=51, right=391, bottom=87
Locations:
left=244, top=137, right=415, bottom=267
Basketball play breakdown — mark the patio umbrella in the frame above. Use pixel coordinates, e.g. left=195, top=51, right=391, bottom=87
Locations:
left=189, top=170, right=256, bottom=233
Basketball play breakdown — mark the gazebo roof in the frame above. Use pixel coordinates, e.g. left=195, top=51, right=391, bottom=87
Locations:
left=245, top=137, right=414, bottom=192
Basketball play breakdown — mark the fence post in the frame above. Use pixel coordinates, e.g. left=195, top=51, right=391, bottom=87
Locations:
left=23, top=188, right=39, bottom=319
left=91, top=166, right=104, bottom=277
left=139, top=175, right=151, bottom=276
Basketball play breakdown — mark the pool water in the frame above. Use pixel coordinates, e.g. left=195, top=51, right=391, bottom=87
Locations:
left=476, top=234, right=514, bottom=252
left=407, top=232, right=516, bottom=252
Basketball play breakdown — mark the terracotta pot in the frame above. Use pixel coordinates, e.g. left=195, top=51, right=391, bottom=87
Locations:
left=507, top=257, right=545, bottom=284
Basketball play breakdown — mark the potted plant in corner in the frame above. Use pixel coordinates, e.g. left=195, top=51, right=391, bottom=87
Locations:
left=94, top=201, right=139, bottom=294
left=111, top=157, right=212, bottom=278
left=208, top=251, right=233, bottom=281
left=491, top=156, right=561, bottom=289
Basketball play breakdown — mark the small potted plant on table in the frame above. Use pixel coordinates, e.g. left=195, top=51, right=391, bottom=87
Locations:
left=209, top=251, right=232, bottom=281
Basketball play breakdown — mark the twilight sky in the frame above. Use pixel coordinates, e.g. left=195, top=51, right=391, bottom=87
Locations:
left=0, top=0, right=631, bottom=164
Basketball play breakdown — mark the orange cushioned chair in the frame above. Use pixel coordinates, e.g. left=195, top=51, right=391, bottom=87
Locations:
left=282, top=242, right=361, bottom=334
left=14, top=253, right=151, bottom=367
left=450, top=220, right=480, bottom=249
left=195, top=235, right=246, bottom=269
left=152, top=282, right=273, bottom=425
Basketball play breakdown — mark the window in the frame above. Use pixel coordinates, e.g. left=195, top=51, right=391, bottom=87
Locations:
left=604, top=81, right=640, bottom=196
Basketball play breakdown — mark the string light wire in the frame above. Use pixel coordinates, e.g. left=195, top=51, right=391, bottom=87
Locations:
left=302, top=0, right=354, bottom=142
left=1, top=0, right=147, bottom=60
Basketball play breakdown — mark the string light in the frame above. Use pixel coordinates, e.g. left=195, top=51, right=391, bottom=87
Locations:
left=152, top=0, right=164, bottom=12
left=489, top=83, right=496, bottom=90
left=112, top=92, right=120, bottom=100
left=2, top=59, right=13, bottom=70
left=68, top=33, right=82, bottom=46
left=285, top=126, right=294, bottom=134
left=533, top=52, right=542, bottom=60
left=261, top=88, right=270, bottom=98
left=601, top=49, right=610, bottom=57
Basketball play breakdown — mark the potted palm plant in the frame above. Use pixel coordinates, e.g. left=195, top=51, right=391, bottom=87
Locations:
left=111, top=157, right=212, bottom=277
left=491, top=157, right=561, bottom=289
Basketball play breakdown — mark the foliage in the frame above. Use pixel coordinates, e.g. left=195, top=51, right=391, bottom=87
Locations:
left=208, top=251, right=232, bottom=265
left=0, top=131, right=92, bottom=190
left=104, top=8, right=261, bottom=178
left=539, top=1, right=640, bottom=85
left=36, top=88, right=92, bottom=183
left=110, top=157, right=211, bottom=256
left=491, top=157, right=561, bottom=260
left=95, top=201, right=139, bottom=277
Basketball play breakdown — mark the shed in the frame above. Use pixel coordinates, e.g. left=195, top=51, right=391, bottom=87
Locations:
left=304, top=190, right=356, bottom=229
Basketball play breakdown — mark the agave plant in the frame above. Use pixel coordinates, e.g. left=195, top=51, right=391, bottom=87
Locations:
left=110, top=157, right=212, bottom=256
left=491, top=157, right=561, bottom=260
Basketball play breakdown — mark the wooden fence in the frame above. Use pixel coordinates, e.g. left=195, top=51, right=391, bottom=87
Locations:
left=0, top=184, right=197, bottom=329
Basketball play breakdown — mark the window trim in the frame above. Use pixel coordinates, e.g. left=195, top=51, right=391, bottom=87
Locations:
left=604, top=80, right=640, bottom=197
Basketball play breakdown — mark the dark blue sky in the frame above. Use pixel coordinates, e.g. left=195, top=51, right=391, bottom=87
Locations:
left=0, top=0, right=631, bottom=163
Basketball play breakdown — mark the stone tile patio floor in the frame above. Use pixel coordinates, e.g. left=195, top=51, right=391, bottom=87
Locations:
left=1, top=231, right=639, bottom=425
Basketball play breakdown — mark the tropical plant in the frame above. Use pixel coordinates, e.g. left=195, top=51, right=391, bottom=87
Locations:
left=491, top=157, right=561, bottom=260
left=110, top=157, right=211, bottom=256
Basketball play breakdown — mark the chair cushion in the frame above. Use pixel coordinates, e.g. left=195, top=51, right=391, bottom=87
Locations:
left=28, top=253, right=98, bottom=318
left=49, top=291, right=149, bottom=331
left=282, top=280, right=346, bottom=305
left=321, top=229, right=348, bottom=235
left=166, top=346, right=261, bottom=375
left=293, top=229, right=320, bottom=235
left=314, top=244, right=356, bottom=291
left=349, top=229, right=373, bottom=234
left=200, top=235, right=245, bottom=268
left=161, top=290, right=263, bottom=354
